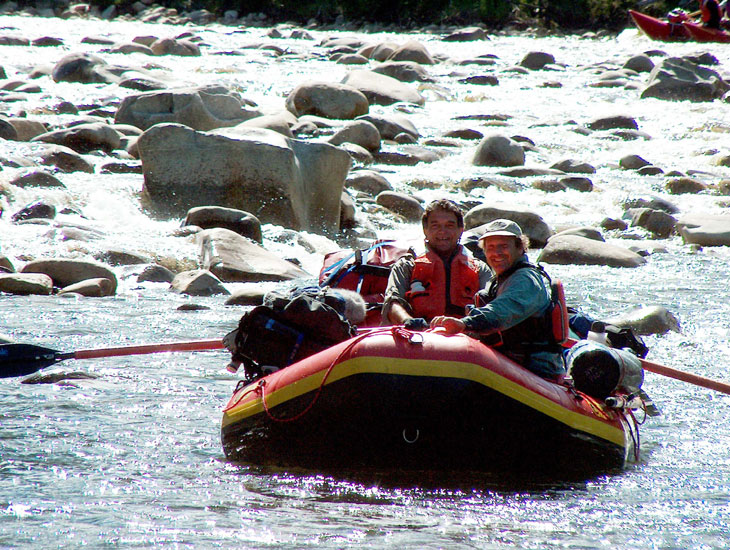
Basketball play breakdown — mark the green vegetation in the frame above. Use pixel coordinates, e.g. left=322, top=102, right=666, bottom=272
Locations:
left=18, top=0, right=699, bottom=29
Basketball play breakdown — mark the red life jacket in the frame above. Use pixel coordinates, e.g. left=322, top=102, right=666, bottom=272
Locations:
left=405, top=247, right=480, bottom=320
left=701, top=0, right=721, bottom=27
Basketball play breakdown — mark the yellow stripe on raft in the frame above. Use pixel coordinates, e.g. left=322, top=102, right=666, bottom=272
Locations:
left=221, top=356, right=627, bottom=447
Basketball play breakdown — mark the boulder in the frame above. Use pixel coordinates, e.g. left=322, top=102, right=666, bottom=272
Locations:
left=627, top=208, right=677, bottom=238
left=35, top=144, right=94, bottom=173
left=136, top=264, right=175, bottom=283
left=115, top=85, right=262, bottom=131
left=473, top=134, right=525, bottom=167
left=375, top=191, right=423, bottom=221
left=95, top=249, right=151, bottom=266
left=619, top=154, right=652, bottom=170
left=372, top=61, right=433, bottom=83
left=604, top=305, right=680, bottom=335
left=342, top=69, right=425, bottom=106
left=328, top=120, right=381, bottom=152
left=138, top=124, right=351, bottom=234
left=31, top=123, right=123, bottom=154
left=2, top=118, right=47, bottom=141
left=184, top=206, right=262, bottom=242
left=21, top=258, right=118, bottom=293
left=58, top=277, right=115, bottom=297
left=666, top=177, right=707, bottom=195
left=356, top=114, right=419, bottom=140
left=386, top=40, right=435, bottom=65
left=624, top=55, right=654, bottom=73
left=224, top=283, right=267, bottom=306
left=51, top=52, right=119, bottom=84
left=170, top=269, right=229, bottom=296
left=641, top=56, right=729, bottom=102
left=197, top=228, right=309, bottom=282
left=586, top=115, right=638, bottom=131
left=150, top=37, right=200, bottom=56
left=520, top=51, right=555, bottom=70
left=676, top=214, right=730, bottom=246
left=345, top=170, right=393, bottom=195
left=537, top=234, right=646, bottom=267
left=0, top=273, right=53, bottom=295
left=9, top=171, right=65, bottom=189
left=553, top=227, right=604, bottom=241
left=11, top=200, right=56, bottom=222
left=285, top=81, right=369, bottom=119
left=442, top=27, right=489, bottom=41
left=240, top=111, right=297, bottom=138
left=464, top=205, right=552, bottom=247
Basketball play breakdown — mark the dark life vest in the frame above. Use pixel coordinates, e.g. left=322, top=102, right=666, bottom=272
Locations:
left=478, top=261, right=568, bottom=351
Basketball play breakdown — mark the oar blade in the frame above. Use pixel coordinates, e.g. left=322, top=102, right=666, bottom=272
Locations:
left=0, top=344, right=62, bottom=378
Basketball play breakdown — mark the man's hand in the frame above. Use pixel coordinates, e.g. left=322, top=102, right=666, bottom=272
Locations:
left=430, top=316, right=466, bottom=334
left=403, top=317, right=429, bottom=331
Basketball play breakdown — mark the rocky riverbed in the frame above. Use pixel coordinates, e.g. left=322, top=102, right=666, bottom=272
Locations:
left=3, top=8, right=730, bottom=549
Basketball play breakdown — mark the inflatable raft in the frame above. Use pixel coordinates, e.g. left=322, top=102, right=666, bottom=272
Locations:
left=221, top=327, right=641, bottom=474
left=629, top=9, right=692, bottom=41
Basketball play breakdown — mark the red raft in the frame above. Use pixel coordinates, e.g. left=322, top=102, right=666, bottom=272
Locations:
left=221, top=328, right=641, bottom=474
left=629, top=9, right=691, bottom=41
left=683, top=21, right=730, bottom=42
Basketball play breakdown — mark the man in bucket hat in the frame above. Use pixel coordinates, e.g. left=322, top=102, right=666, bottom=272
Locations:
left=431, top=218, right=565, bottom=379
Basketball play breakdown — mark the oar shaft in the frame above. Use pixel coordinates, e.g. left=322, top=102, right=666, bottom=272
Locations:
left=641, top=359, right=730, bottom=396
left=73, top=339, right=224, bottom=360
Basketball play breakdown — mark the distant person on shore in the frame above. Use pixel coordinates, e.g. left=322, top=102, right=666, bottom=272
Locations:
left=429, top=219, right=565, bottom=379
left=381, top=199, right=491, bottom=330
left=701, top=0, right=722, bottom=29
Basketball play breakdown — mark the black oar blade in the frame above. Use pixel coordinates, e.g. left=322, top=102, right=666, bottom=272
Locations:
left=0, top=344, right=63, bottom=378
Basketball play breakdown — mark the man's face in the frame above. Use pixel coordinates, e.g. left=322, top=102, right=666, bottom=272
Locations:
left=423, top=209, right=463, bottom=256
left=482, top=235, right=522, bottom=276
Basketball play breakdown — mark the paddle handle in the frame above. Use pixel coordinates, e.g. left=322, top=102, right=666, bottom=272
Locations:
left=72, top=339, right=225, bottom=360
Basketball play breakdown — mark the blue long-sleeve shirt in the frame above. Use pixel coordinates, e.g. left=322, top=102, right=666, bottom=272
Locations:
left=461, top=255, right=551, bottom=334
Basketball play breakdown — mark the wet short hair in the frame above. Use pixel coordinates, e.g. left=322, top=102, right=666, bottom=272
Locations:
left=421, top=199, right=464, bottom=229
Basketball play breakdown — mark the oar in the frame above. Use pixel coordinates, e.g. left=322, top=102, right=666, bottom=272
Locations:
left=0, top=339, right=224, bottom=379
left=565, top=338, right=730, bottom=396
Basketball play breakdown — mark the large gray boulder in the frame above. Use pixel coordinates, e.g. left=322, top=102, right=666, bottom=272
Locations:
left=31, top=123, right=123, bottom=153
left=464, top=205, right=553, bottom=247
left=604, top=305, right=680, bottom=335
left=285, top=81, right=369, bottom=119
left=676, top=214, right=730, bottom=246
left=115, top=85, right=262, bottom=131
left=473, top=134, right=525, bottom=167
left=184, top=206, right=262, bottom=243
left=386, top=40, right=435, bottom=65
left=0, top=273, right=53, bottom=295
left=537, top=234, right=646, bottom=267
left=20, top=258, right=118, bottom=293
left=342, top=70, right=425, bottom=106
left=51, top=52, right=119, bottom=84
left=641, top=56, right=730, bottom=102
left=138, top=124, right=351, bottom=234
left=197, top=228, right=309, bottom=282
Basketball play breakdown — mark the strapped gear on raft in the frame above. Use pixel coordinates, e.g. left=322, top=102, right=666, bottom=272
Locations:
left=224, top=287, right=356, bottom=382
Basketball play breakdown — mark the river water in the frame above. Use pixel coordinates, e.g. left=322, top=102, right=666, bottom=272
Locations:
left=1, top=12, right=730, bottom=548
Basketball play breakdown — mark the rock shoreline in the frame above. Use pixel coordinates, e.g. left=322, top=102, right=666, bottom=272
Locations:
left=0, top=9, right=729, bottom=336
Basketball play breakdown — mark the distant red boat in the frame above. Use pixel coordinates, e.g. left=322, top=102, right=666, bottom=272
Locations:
left=629, top=9, right=691, bottom=41
left=683, top=21, right=730, bottom=43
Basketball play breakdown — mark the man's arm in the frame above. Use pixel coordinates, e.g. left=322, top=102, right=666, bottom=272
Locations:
left=381, top=256, right=415, bottom=324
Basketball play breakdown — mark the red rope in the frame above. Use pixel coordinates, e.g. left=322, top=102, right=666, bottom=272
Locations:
left=258, top=327, right=406, bottom=423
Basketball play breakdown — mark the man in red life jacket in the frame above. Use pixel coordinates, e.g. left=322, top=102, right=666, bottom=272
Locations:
left=430, top=219, right=565, bottom=379
left=382, top=199, right=491, bottom=330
